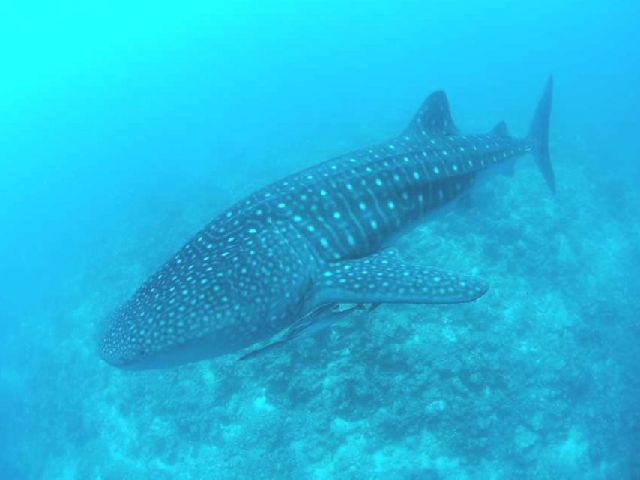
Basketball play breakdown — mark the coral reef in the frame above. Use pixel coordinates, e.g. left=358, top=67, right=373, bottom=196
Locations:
left=1, top=138, right=638, bottom=479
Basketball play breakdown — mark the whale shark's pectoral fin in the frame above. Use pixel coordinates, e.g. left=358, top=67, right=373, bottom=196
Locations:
left=312, top=249, right=489, bottom=306
left=239, top=251, right=488, bottom=361
left=238, top=304, right=362, bottom=361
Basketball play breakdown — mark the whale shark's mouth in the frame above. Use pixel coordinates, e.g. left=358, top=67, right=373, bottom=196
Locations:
left=96, top=304, right=255, bottom=369
left=97, top=327, right=245, bottom=370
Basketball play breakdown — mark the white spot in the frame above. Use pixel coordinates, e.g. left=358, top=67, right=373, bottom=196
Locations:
left=359, top=202, right=366, bottom=210
left=433, top=166, right=440, bottom=174
left=370, top=220, right=378, bottom=229
left=413, top=171, right=420, bottom=180
left=387, top=201, right=395, bottom=209
left=333, top=211, right=341, bottom=219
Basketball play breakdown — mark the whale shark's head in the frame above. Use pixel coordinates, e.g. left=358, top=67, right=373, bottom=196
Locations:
left=97, top=246, right=265, bottom=369
left=97, top=280, right=256, bottom=369
left=97, top=224, right=312, bottom=369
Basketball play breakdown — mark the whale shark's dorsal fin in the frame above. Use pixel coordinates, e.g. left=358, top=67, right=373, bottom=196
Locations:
left=490, top=121, right=510, bottom=138
left=406, top=90, right=458, bottom=137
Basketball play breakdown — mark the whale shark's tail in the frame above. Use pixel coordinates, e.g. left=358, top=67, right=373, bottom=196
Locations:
left=528, top=76, right=555, bottom=193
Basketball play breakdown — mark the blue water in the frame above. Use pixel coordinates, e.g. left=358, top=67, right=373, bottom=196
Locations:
left=1, top=1, right=639, bottom=478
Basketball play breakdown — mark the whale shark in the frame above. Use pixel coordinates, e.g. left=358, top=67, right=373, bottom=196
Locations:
left=98, top=77, right=553, bottom=369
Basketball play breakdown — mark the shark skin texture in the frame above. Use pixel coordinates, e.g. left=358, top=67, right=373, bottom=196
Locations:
left=98, top=77, right=553, bottom=369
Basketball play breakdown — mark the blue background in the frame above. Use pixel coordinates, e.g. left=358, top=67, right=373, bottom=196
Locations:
left=1, top=1, right=638, bottom=478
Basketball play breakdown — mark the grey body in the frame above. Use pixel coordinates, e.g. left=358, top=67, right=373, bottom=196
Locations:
left=99, top=79, right=553, bottom=368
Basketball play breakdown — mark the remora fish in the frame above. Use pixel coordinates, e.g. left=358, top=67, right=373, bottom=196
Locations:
left=98, top=78, right=554, bottom=368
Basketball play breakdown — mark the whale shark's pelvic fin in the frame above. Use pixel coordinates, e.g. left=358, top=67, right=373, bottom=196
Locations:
left=406, top=90, right=458, bottom=137
left=312, top=249, right=488, bottom=306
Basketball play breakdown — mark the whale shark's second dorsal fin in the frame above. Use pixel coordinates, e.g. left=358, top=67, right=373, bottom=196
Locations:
left=406, top=90, right=458, bottom=137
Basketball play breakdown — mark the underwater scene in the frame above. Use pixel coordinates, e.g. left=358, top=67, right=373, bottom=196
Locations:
left=1, top=0, right=639, bottom=478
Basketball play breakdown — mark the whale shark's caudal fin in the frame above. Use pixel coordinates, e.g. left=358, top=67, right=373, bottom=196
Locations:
left=528, top=76, right=555, bottom=193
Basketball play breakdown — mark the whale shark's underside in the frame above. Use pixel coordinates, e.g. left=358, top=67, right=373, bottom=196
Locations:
left=98, top=78, right=554, bottom=369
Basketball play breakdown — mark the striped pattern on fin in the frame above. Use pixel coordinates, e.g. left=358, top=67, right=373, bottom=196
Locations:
left=313, top=249, right=489, bottom=306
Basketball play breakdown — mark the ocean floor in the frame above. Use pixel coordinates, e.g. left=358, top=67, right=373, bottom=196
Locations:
left=2, top=136, right=639, bottom=479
